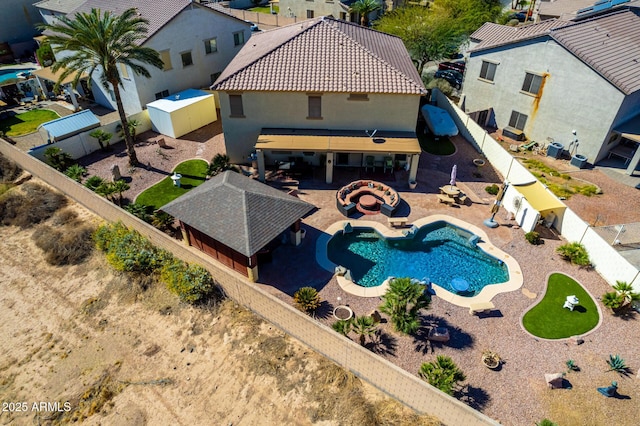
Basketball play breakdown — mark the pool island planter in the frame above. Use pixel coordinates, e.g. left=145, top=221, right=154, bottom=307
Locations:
left=482, top=351, right=501, bottom=370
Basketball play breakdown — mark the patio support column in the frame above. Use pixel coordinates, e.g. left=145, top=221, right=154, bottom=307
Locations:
left=64, top=83, right=79, bottom=111
left=325, top=152, right=334, bottom=184
left=257, top=149, right=266, bottom=182
left=35, top=76, right=47, bottom=99
left=179, top=222, right=190, bottom=247
left=625, top=143, right=640, bottom=175
left=408, top=153, right=420, bottom=183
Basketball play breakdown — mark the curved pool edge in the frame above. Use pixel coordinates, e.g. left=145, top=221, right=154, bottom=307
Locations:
left=316, top=215, right=524, bottom=306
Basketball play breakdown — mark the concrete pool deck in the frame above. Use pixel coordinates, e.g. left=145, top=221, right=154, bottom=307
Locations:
left=316, top=215, right=523, bottom=306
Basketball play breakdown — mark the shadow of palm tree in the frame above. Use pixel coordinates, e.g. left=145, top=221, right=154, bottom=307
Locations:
left=367, top=330, right=397, bottom=356
left=314, top=300, right=334, bottom=320
left=413, top=314, right=474, bottom=352
left=457, top=385, right=491, bottom=410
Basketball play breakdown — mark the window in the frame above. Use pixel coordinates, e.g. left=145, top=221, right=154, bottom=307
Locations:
left=154, top=90, right=169, bottom=100
left=204, top=38, right=218, bottom=54
left=210, top=72, right=221, bottom=85
left=308, top=95, right=322, bottom=119
left=522, top=72, right=543, bottom=95
left=307, top=10, right=315, bottom=18
left=229, top=94, right=244, bottom=117
left=340, top=12, right=347, bottom=20
left=118, top=63, right=129, bottom=79
left=479, top=60, right=497, bottom=81
left=348, top=93, right=368, bottom=101
left=160, top=50, right=172, bottom=71
left=181, top=51, right=193, bottom=67
left=509, top=111, right=528, bottom=131
left=109, top=89, right=116, bottom=102
left=233, top=31, right=245, bottom=47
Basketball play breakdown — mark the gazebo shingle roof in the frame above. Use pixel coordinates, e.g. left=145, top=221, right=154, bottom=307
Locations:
left=212, top=16, right=426, bottom=95
left=160, top=172, right=315, bottom=257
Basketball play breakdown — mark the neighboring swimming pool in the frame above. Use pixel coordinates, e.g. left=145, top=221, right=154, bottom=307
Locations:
left=0, top=68, right=35, bottom=84
left=317, top=215, right=523, bottom=306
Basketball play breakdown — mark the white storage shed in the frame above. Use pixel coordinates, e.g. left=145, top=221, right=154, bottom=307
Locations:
left=147, top=89, right=217, bottom=139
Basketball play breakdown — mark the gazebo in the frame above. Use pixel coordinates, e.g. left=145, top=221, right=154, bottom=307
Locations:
left=160, top=171, right=315, bottom=281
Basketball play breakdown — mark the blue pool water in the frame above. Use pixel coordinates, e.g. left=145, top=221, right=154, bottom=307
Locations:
left=0, top=68, right=34, bottom=83
left=327, top=221, right=509, bottom=296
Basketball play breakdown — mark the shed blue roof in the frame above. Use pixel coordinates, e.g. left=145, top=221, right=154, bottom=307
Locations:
left=39, top=110, right=100, bottom=141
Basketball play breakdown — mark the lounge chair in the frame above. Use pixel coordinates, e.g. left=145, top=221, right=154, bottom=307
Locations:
left=365, top=155, right=375, bottom=172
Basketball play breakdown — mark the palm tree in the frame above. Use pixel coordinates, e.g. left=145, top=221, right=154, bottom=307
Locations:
left=350, top=0, right=381, bottom=27
left=351, top=315, right=377, bottom=346
left=40, top=8, right=164, bottom=166
left=419, top=355, right=466, bottom=396
left=612, top=281, right=640, bottom=306
left=379, top=277, right=431, bottom=334
left=332, top=319, right=353, bottom=336
left=293, top=286, right=321, bottom=314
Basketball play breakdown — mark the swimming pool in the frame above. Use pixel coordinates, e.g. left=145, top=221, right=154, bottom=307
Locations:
left=317, top=215, right=523, bottom=305
left=327, top=221, right=508, bottom=295
left=0, top=68, right=34, bottom=84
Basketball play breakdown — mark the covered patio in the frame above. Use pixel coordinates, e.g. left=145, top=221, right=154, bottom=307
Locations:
left=503, top=180, right=567, bottom=232
left=254, top=128, right=422, bottom=185
left=609, top=113, right=640, bottom=175
left=31, top=66, right=88, bottom=111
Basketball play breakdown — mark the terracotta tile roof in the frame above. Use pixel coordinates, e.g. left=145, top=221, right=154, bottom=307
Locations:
left=470, top=8, right=640, bottom=94
left=160, top=171, right=315, bottom=257
left=67, top=0, right=245, bottom=45
left=212, top=16, right=426, bottom=95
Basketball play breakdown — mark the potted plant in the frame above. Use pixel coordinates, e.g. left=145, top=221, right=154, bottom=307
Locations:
left=408, top=180, right=417, bottom=190
left=481, top=350, right=501, bottom=369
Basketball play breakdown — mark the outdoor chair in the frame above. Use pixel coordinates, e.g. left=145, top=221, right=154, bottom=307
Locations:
left=365, top=155, right=375, bottom=172
left=384, top=156, right=393, bottom=173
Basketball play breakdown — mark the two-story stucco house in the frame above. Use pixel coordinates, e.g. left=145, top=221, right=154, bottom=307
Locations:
left=278, top=0, right=381, bottom=23
left=35, top=0, right=252, bottom=114
left=462, top=6, right=640, bottom=174
left=0, top=0, right=43, bottom=59
left=211, top=16, right=426, bottom=185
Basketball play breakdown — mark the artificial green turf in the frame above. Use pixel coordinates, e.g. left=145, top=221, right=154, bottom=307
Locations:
left=0, top=109, right=59, bottom=136
left=248, top=5, right=279, bottom=13
left=522, top=272, right=599, bottom=339
left=135, top=159, right=209, bottom=210
left=416, top=123, right=456, bottom=155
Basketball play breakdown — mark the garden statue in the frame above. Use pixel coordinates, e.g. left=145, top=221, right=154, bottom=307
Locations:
left=171, top=172, right=182, bottom=188
left=110, top=164, right=121, bottom=181
left=597, top=381, right=617, bottom=397
left=563, top=295, right=579, bottom=311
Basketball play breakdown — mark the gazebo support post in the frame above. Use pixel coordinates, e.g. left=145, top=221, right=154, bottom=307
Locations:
left=257, top=149, right=266, bottom=182
left=179, top=221, right=190, bottom=246
left=408, top=153, right=419, bottom=184
left=290, top=220, right=303, bottom=246
left=247, top=255, right=259, bottom=282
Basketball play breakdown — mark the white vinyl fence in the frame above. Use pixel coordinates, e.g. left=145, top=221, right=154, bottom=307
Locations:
left=435, top=90, right=640, bottom=290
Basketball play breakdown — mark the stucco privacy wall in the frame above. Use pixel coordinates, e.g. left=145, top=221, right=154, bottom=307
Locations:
left=28, top=111, right=151, bottom=161
left=0, top=141, right=498, bottom=426
left=435, top=90, right=640, bottom=290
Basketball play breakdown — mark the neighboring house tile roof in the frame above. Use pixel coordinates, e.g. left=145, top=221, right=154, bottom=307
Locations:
left=470, top=8, right=640, bottom=94
left=34, top=0, right=87, bottom=14
left=212, top=16, right=425, bottom=94
left=160, top=171, right=315, bottom=257
left=537, top=0, right=596, bottom=19
left=67, top=0, right=247, bottom=45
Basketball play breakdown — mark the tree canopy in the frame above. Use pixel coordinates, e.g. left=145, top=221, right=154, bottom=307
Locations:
left=40, top=8, right=163, bottom=166
left=374, top=0, right=502, bottom=75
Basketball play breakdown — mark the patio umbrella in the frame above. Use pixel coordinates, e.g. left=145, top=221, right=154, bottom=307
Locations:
left=450, top=164, right=457, bottom=189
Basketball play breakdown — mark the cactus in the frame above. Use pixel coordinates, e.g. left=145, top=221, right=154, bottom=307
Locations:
left=606, top=354, right=629, bottom=374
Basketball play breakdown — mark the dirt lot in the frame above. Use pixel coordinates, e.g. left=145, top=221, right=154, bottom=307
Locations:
left=0, top=182, right=438, bottom=426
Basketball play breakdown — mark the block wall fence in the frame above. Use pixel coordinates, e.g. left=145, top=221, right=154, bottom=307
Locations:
left=0, top=140, right=498, bottom=426
left=435, top=90, right=640, bottom=290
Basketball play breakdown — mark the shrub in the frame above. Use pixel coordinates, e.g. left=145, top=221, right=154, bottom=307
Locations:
left=525, top=231, right=541, bottom=245
left=151, top=211, right=175, bottom=231
left=64, top=164, right=87, bottom=182
left=419, top=355, right=466, bottom=396
left=485, top=184, right=499, bottom=195
left=44, top=147, right=74, bottom=172
left=161, top=260, right=215, bottom=304
left=207, top=153, right=238, bottom=176
left=536, top=420, right=558, bottom=426
left=556, top=242, right=590, bottom=266
left=84, top=175, right=105, bottom=191
left=93, top=222, right=170, bottom=273
left=426, top=78, right=454, bottom=96
left=332, top=319, right=352, bottom=336
left=0, top=182, right=66, bottom=227
left=0, top=154, right=22, bottom=182
left=50, top=208, right=79, bottom=226
left=293, top=286, right=321, bottom=313
left=379, top=277, right=431, bottom=335
left=32, top=223, right=94, bottom=266
left=124, top=202, right=153, bottom=222
left=606, top=354, right=630, bottom=374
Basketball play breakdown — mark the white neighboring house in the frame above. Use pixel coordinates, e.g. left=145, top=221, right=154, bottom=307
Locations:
left=211, top=16, right=426, bottom=184
left=35, top=0, right=252, bottom=115
left=461, top=6, right=640, bottom=174
left=278, top=0, right=382, bottom=22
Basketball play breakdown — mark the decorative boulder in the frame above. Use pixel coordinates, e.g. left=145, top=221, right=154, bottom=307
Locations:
left=545, top=373, right=564, bottom=389
left=369, top=310, right=382, bottom=324
left=110, top=164, right=121, bottom=181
